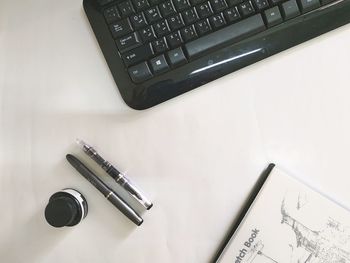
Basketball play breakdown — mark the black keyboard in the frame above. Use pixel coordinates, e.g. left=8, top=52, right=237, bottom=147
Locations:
left=83, top=0, right=350, bottom=109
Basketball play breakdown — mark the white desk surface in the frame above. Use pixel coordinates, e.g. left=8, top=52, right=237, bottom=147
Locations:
left=1, top=0, right=350, bottom=262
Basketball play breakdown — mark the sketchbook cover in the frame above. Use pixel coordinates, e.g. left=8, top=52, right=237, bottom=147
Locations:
left=217, top=166, right=350, bottom=263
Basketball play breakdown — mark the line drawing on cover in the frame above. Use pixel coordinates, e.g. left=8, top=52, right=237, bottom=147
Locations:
left=242, top=192, right=350, bottom=263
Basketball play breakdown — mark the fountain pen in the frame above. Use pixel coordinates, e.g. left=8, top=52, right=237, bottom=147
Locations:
left=66, top=154, right=143, bottom=226
left=76, top=139, right=153, bottom=210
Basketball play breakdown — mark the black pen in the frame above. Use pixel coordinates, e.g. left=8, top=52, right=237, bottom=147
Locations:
left=76, top=139, right=153, bottom=210
left=66, top=154, right=143, bottom=226
left=212, top=163, right=275, bottom=262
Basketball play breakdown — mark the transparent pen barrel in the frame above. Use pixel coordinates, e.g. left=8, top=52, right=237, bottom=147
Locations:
left=123, top=180, right=153, bottom=210
left=110, top=167, right=152, bottom=210
left=86, top=147, right=114, bottom=172
left=79, top=142, right=153, bottom=210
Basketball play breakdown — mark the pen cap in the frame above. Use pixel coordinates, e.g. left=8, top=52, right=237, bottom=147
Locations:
left=45, top=189, right=88, bottom=228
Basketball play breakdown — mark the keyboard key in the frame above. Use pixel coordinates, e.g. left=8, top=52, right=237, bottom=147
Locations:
left=270, top=0, right=282, bottom=4
left=128, top=62, right=153, bottom=83
left=181, top=25, right=198, bottom=41
left=130, top=13, right=148, bottom=30
left=196, top=2, right=214, bottom=19
left=190, top=0, right=206, bottom=5
left=184, top=14, right=265, bottom=58
left=182, top=8, right=199, bottom=25
left=140, top=25, right=157, bottom=42
left=238, top=1, right=255, bottom=17
left=116, top=32, right=142, bottom=53
left=149, top=0, right=163, bottom=5
left=166, top=31, right=183, bottom=48
left=118, top=0, right=135, bottom=17
left=132, top=0, right=150, bottom=11
left=159, top=0, right=177, bottom=17
left=209, top=13, right=226, bottom=29
left=145, top=7, right=162, bottom=23
left=150, top=55, right=170, bottom=74
left=154, top=20, right=171, bottom=37
left=195, top=19, right=212, bottom=35
left=167, top=47, right=187, bottom=66
left=281, top=0, right=300, bottom=20
left=210, top=0, right=228, bottom=12
left=227, top=0, right=244, bottom=6
left=168, top=14, right=185, bottom=30
left=173, top=0, right=191, bottom=11
left=253, top=0, right=269, bottom=10
left=104, top=6, right=121, bottom=24
left=152, top=38, right=169, bottom=53
left=299, top=0, right=320, bottom=13
left=122, top=43, right=154, bottom=66
left=224, top=7, right=241, bottom=22
left=110, top=19, right=133, bottom=38
left=264, top=6, right=283, bottom=27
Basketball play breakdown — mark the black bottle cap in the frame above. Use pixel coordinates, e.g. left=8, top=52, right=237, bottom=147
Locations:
left=45, top=196, right=78, bottom=228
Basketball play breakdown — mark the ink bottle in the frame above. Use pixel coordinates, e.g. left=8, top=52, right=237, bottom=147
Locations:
left=45, top=189, right=88, bottom=228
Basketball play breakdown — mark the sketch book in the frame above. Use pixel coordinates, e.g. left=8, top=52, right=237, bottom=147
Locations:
left=216, top=164, right=350, bottom=263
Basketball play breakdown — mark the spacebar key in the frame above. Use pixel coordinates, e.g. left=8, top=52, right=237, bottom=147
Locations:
left=185, top=14, right=266, bottom=59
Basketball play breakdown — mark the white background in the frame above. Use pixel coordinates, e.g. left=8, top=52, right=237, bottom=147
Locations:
left=1, top=0, right=350, bottom=262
